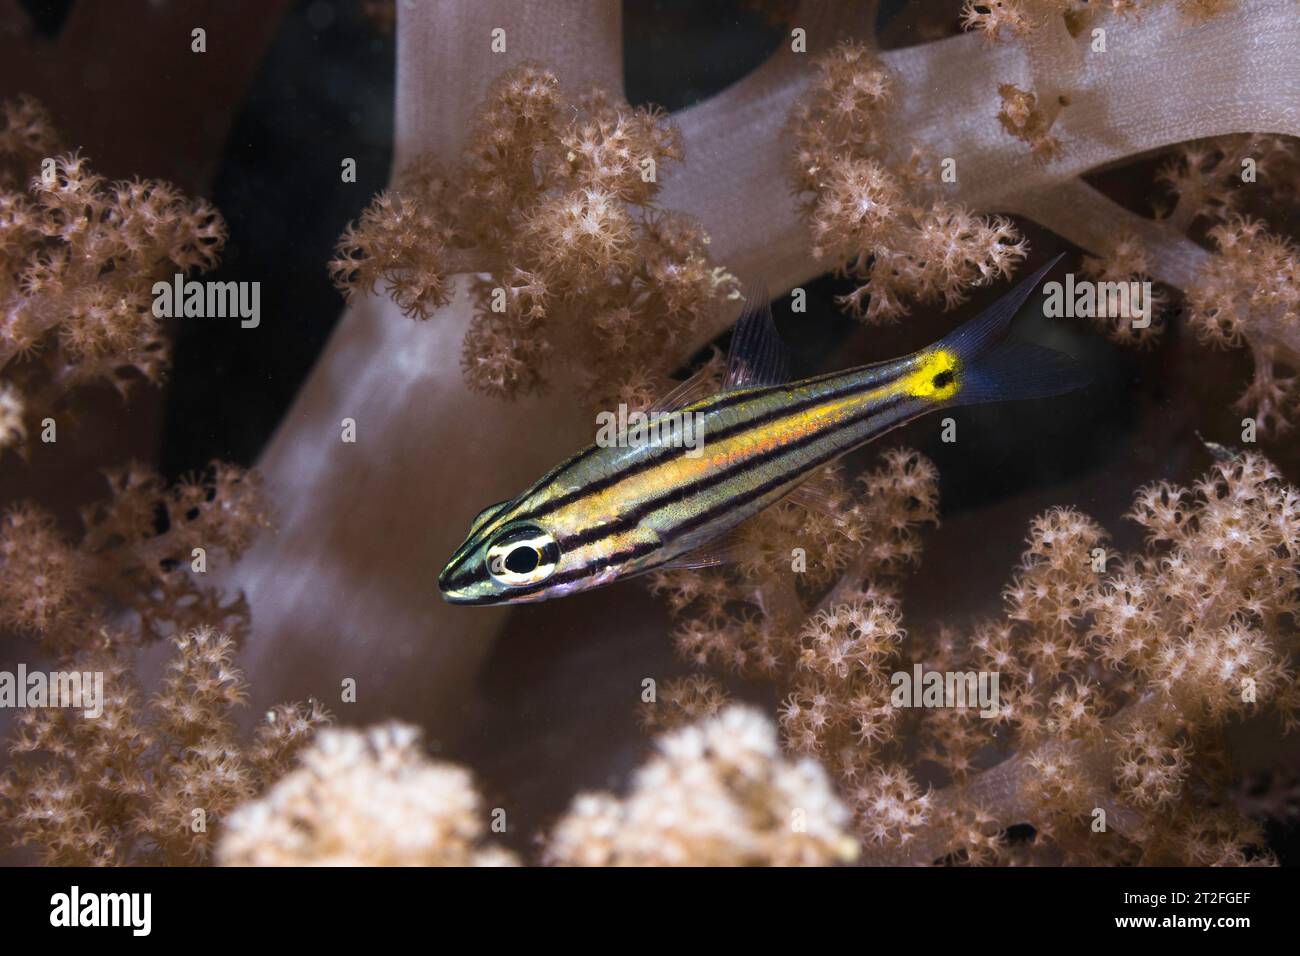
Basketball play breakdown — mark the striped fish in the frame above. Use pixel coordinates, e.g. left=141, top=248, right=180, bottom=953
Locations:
left=439, top=256, right=1087, bottom=606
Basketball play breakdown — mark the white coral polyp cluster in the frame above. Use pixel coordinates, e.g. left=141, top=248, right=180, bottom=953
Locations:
left=217, top=723, right=517, bottom=867
left=546, top=706, right=858, bottom=866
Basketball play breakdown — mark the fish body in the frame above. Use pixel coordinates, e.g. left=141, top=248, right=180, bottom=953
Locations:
left=439, top=257, right=1087, bottom=606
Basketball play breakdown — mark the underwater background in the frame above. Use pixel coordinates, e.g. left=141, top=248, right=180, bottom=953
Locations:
left=0, top=0, right=1297, bottom=865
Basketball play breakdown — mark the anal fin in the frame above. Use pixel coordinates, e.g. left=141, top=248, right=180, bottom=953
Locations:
left=780, top=465, right=847, bottom=519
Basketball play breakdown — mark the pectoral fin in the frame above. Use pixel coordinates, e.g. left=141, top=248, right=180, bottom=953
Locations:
left=656, top=524, right=754, bottom=570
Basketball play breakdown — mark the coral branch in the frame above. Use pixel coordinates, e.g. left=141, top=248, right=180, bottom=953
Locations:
left=0, top=100, right=227, bottom=456
left=670, top=450, right=1297, bottom=864
left=218, top=723, right=516, bottom=866
left=0, top=627, right=331, bottom=864
left=1005, top=177, right=1210, bottom=288
left=546, top=706, right=858, bottom=866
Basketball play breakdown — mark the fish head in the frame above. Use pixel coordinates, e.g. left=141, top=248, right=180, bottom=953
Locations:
left=437, top=498, right=577, bottom=606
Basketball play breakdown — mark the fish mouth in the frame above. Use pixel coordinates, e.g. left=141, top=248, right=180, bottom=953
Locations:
left=437, top=562, right=472, bottom=604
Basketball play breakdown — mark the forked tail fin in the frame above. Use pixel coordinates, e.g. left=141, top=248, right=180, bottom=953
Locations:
left=934, top=253, right=1091, bottom=406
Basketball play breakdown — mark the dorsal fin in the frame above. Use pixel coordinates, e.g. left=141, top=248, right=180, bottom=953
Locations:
left=723, top=284, right=789, bottom=391
left=645, top=350, right=724, bottom=416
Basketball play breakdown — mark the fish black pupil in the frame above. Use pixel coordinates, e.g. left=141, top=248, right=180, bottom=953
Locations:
left=933, top=370, right=954, bottom=389
left=505, top=546, right=540, bottom=574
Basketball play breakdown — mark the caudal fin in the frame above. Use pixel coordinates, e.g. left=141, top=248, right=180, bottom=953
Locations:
left=934, top=254, right=1091, bottom=406
left=956, top=340, right=1092, bottom=404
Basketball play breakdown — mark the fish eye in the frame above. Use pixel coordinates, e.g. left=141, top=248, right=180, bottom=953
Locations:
left=503, top=546, right=539, bottom=574
left=486, top=525, right=560, bottom=588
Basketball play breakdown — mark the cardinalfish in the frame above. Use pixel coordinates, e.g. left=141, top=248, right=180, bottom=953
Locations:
left=439, top=256, right=1088, bottom=606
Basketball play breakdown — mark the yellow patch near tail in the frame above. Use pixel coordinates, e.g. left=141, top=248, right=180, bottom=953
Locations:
left=898, top=349, right=961, bottom=401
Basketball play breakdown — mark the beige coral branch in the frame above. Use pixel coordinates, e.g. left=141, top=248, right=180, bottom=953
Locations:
left=545, top=705, right=858, bottom=866
left=218, top=722, right=516, bottom=866
left=662, top=0, right=1299, bottom=339
left=226, top=1, right=627, bottom=730
left=1005, top=177, right=1211, bottom=287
